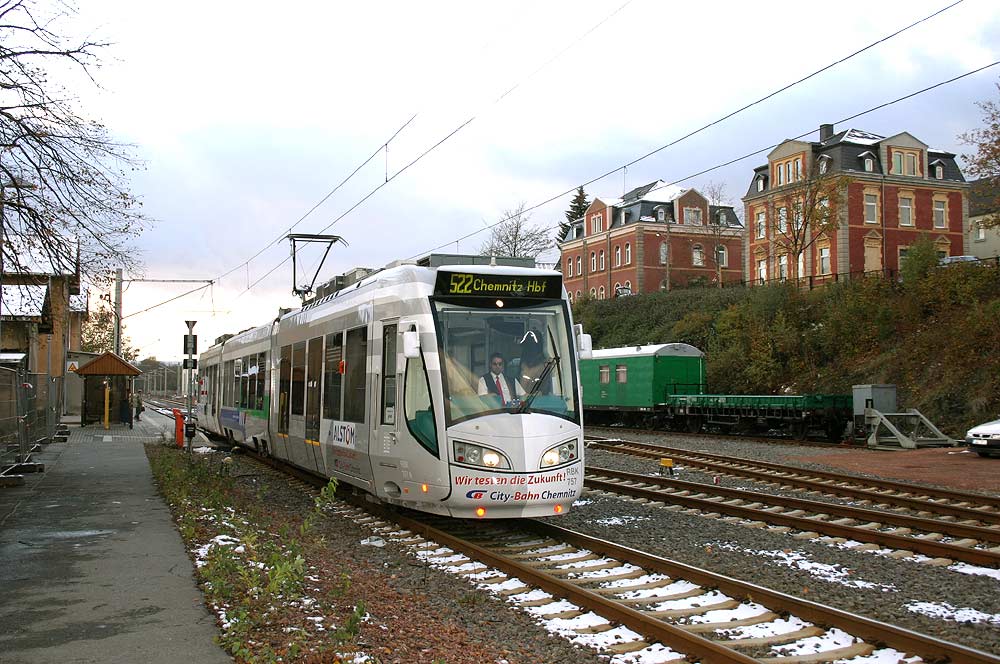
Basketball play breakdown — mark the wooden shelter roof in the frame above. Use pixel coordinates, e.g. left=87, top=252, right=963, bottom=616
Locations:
left=74, top=352, right=142, bottom=376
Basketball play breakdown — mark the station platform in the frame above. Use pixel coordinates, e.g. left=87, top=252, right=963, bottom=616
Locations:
left=0, top=415, right=231, bottom=663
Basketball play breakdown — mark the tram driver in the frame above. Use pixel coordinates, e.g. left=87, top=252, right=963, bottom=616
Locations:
left=477, top=352, right=525, bottom=405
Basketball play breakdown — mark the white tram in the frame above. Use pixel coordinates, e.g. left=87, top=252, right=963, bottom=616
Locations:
left=198, top=263, right=592, bottom=518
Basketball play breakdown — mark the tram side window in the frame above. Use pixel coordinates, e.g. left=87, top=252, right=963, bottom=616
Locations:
left=343, top=326, right=367, bottom=423
left=223, top=360, right=234, bottom=406
left=240, top=355, right=251, bottom=408
left=616, top=364, right=627, bottom=384
left=599, top=365, right=610, bottom=384
left=255, top=351, right=267, bottom=410
left=404, top=352, right=437, bottom=455
left=324, top=332, right=343, bottom=420
left=306, top=336, right=323, bottom=441
left=381, top=324, right=397, bottom=425
left=278, top=345, right=291, bottom=433
left=233, top=358, right=242, bottom=409
left=291, top=341, right=306, bottom=416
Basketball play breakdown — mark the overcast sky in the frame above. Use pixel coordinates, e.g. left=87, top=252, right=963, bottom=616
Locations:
left=68, top=0, right=1000, bottom=361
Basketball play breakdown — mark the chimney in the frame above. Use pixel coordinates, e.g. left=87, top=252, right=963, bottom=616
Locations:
left=820, top=124, right=834, bottom=142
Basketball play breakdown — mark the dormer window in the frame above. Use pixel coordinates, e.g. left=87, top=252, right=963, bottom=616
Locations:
left=757, top=177, right=764, bottom=192
left=890, top=149, right=921, bottom=176
left=818, top=155, right=831, bottom=175
left=864, top=158, right=874, bottom=172
left=935, top=165, right=943, bottom=179
left=656, top=208, right=666, bottom=222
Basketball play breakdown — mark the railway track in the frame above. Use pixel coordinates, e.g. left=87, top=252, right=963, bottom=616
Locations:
left=584, top=465, right=1000, bottom=568
left=586, top=436, right=1000, bottom=524
left=232, top=446, right=999, bottom=664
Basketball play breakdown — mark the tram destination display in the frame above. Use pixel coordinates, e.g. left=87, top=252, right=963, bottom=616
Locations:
left=434, top=270, right=562, bottom=299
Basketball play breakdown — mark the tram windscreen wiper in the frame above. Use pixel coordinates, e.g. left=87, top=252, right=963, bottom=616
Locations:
left=517, top=354, right=558, bottom=413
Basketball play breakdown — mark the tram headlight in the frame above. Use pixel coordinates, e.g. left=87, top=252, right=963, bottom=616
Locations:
left=540, top=440, right=578, bottom=468
left=453, top=441, right=510, bottom=469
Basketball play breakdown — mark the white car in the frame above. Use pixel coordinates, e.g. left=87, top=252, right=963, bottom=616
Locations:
left=966, top=418, right=1000, bottom=457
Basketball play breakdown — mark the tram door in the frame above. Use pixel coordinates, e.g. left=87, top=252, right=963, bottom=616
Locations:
left=370, top=321, right=403, bottom=495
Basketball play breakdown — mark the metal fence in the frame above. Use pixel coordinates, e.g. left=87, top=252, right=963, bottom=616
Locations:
left=0, top=368, right=59, bottom=477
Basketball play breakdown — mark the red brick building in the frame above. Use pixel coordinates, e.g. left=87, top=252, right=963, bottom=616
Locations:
left=742, top=125, right=969, bottom=285
left=559, top=181, right=744, bottom=301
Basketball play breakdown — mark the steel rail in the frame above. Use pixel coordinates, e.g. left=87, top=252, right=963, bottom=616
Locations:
left=587, top=435, right=1000, bottom=509
left=524, top=520, right=1000, bottom=664
left=383, top=509, right=759, bottom=664
left=588, top=440, right=1000, bottom=524
left=584, top=473, right=1000, bottom=567
left=589, top=465, right=1000, bottom=545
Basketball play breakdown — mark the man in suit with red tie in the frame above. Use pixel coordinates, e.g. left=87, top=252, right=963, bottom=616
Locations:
left=477, top=352, right=525, bottom=405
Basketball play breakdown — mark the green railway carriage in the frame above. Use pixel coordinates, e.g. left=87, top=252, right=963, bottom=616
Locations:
left=580, top=344, right=706, bottom=419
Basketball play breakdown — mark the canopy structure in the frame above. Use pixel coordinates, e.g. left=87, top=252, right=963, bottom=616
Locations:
left=74, top=352, right=141, bottom=377
left=73, top=352, right=142, bottom=426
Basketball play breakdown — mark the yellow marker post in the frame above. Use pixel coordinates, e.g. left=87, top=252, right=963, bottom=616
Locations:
left=103, top=383, right=110, bottom=430
left=659, top=458, right=674, bottom=477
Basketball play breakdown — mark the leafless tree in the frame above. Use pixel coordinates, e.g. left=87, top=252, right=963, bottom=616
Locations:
left=766, top=167, right=849, bottom=281
left=0, top=0, right=146, bottom=292
left=960, top=82, right=1000, bottom=229
left=700, top=181, right=741, bottom=287
left=479, top=202, right=554, bottom=260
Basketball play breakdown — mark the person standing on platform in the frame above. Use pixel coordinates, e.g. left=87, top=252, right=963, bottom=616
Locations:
left=131, top=390, right=143, bottom=422
left=120, top=390, right=133, bottom=429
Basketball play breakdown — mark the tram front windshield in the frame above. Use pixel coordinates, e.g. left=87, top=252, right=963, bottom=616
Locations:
left=433, top=301, right=578, bottom=426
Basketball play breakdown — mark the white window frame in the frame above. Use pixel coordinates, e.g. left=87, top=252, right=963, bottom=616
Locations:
left=864, top=157, right=874, bottom=172
left=777, top=207, right=788, bottom=233
left=935, top=164, right=944, bottom=179
left=778, top=254, right=788, bottom=280
left=864, top=193, right=878, bottom=224
left=756, top=211, right=765, bottom=239
left=684, top=207, right=703, bottom=225
left=757, top=177, right=764, bottom=192
left=692, top=244, right=705, bottom=267
left=933, top=200, right=946, bottom=229
left=625, top=243, right=631, bottom=264
left=576, top=256, right=581, bottom=275
left=797, top=251, right=805, bottom=279
left=819, top=246, right=831, bottom=274
left=656, top=208, right=666, bottom=222
left=624, top=280, right=631, bottom=290
left=976, top=223, right=986, bottom=241
left=599, top=250, right=605, bottom=271
left=590, top=252, right=596, bottom=272
left=598, top=285, right=605, bottom=300
left=716, top=245, right=728, bottom=268
left=899, top=196, right=913, bottom=227
left=566, top=258, right=572, bottom=277
left=659, top=242, right=668, bottom=265
left=818, top=157, right=829, bottom=175
left=757, top=258, right=767, bottom=283
left=614, top=246, right=621, bottom=267
left=592, top=213, right=603, bottom=234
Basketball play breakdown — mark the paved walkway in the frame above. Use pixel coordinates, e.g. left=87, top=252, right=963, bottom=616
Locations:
left=0, top=415, right=231, bottom=663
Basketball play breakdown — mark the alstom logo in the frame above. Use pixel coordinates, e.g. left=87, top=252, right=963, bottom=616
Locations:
left=465, top=490, right=486, bottom=500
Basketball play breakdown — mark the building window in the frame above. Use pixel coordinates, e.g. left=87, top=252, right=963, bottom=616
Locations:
left=776, top=163, right=784, bottom=186
left=624, top=280, right=631, bottom=290
left=864, top=157, right=874, bottom=172
left=590, top=288, right=596, bottom=298
left=566, top=258, right=572, bottom=277
left=592, top=213, right=603, bottom=234
left=778, top=254, right=788, bottom=280
left=567, top=291, right=573, bottom=302
left=864, top=193, right=878, bottom=224
left=685, top=207, right=703, bottom=225
left=819, top=246, right=831, bottom=274
left=576, top=256, right=581, bottom=274
left=615, top=245, right=621, bottom=267
left=716, top=245, right=728, bottom=268
left=656, top=208, right=666, bottom=222
left=598, top=285, right=605, bottom=299
left=798, top=251, right=805, bottom=279
left=692, top=244, right=705, bottom=267
left=625, top=243, right=631, bottom=264
left=777, top=207, right=788, bottom=233
left=599, top=250, right=605, bottom=270
left=935, top=164, right=944, bottom=179
left=614, top=281, right=621, bottom=292
left=899, top=195, right=913, bottom=226
left=616, top=364, right=627, bottom=383
left=659, top=242, right=668, bottom=265
left=818, top=157, right=829, bottom=175
left=757, top=258, right=767, bottom=283
left=756, top=211, right=765, bottom=239
left=757, top=177, right=764, bottom=192
left=891, top=149, right=921, bottom=176
left=794, top=159, right=801, bottom=180
left=590, top=252, right=596, bottom=272
left=933, top=199, right=947, bottom=229
left=976, top=223, right=986, bottom=241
